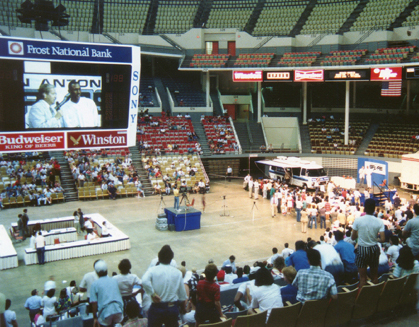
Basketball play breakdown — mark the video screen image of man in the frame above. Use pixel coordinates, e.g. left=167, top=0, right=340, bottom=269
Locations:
left=28, top=84, right=62, bottom=128
left=60, top=80, right=100, bottom=128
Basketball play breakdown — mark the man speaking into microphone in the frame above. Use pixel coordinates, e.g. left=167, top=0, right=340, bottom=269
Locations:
left=28, top=84, right=63, bottom=128
left=60, top=80, right=100, bottom=128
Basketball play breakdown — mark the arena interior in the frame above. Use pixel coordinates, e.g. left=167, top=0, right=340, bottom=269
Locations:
left=2, top=0, right=419, bottom=326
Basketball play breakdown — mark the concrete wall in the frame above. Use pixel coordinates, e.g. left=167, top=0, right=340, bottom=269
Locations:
left=262, top=117, right=299, bottom=149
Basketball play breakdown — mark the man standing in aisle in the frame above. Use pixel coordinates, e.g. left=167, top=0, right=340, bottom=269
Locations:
left=90, top=260, right=124, bottom=327
left=142, top=245, right=187, bottom=327
left=60, top=80, right=99, bottom=128
left=22, top=209, right=30, bottom=239
left=351, top=199, right=385, bottom=288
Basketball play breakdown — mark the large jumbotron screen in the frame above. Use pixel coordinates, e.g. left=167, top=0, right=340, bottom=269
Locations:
left=0, top=37, right=140, bottom=152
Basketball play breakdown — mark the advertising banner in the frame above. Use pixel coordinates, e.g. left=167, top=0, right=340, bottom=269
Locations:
left=370, top=67, right=402, bottom=81
left=232, top=71, right=263, bottom=82
left=0, top=132, right=65, bottom=152
left=67, top=130, right=128, bottom=149
left=294, top=70, right=324, bottom=82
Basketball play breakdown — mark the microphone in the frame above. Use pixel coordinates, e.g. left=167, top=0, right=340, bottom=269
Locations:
left=55, top=93, right=71, bottom=111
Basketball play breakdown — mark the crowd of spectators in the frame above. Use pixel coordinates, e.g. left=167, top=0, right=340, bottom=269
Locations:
left=64, top=149, right=148, bottom=200
left=201, top=116, right=240, bottom=154
left=0, top=156, right=64, bottom=209
left=137, top=115, right=202, bottom=156
left=142, top=155, right=209, bottom=196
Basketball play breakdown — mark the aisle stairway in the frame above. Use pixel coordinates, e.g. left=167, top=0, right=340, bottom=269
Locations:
left=191, top=121, right=212, bottom=156
left=300, top=124, right=311, bottom=154
left=355, top=123, right=379, bottom=155
left=50, top=151, right=78, bottom=202
left=129, top=146, right=155, bottom=196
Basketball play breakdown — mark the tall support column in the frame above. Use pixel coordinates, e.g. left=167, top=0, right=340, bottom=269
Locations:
left=206, top=71, right=210, bottom=108
left=407, top=80, right=411, bottom=113
left=352, top=81, right=356, bottom=108
left=257, top=82, right=261, bottom=123
left=303, top=82, right=307, bottom=125
left=344, top=81, right=350, bottom=146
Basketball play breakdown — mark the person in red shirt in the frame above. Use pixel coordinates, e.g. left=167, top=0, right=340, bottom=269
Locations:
left=195, top=264, right=226, bottom=326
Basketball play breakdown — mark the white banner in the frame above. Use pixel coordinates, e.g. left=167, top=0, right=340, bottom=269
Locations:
left=365, top=161, right=386, bottom=175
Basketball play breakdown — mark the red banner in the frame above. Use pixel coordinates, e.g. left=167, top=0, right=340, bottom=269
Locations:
left=0, top=132, right=65, bottom=152
left=294, top=70, right=324, bottom=82
left=67, top=130, right=128, bottom=149
left=232, top=70, right=263, bottom=82
left=370, top=67, right=402, bottom=81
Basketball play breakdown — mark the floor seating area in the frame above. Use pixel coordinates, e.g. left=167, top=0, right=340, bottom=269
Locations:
left=320, top=49, right=367, bottom=66
left=300, top=0, right=359, bottom=35
left=351, top=0, right=412, bottom=31
left=365, top=122, right=419, bottom=158
left=253, top=0, right=308, bottom=36
left=206, top=0, right=258, bottom=30
left=63, top=148, right=135, bottom=201
left=142, top=154, right=208, bottom=192
left=308, top=118, right=370, bottom=155
left=190, top=54, right=230, bottom=68
left=233, top=53, right=275, bottom=67
left=278, top=52, right=321, bottom=67
left=162, top=77, right=206, bottom=107
left=202, top=116, right=240, bottom=155
left=154, top=0, right=200, bottom=34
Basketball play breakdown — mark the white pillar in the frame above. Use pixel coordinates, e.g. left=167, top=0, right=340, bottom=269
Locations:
left=407, top=80, right=410, bottom=113
left=302, top=82, right=307, bottom=125
left=344, top=81, right=350, bottom=146
left=352, top=81, right=356, bottom=108
left=206, top=71, right=210, bottom=108
left=257, top=82, right=261, bottom=123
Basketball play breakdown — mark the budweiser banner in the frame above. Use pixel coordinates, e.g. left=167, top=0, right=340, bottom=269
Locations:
left=0, top=132, right=65, bottom=152
left=294, top=70, right=324, bottom=82
left=67, top=130, right=128, bottom=149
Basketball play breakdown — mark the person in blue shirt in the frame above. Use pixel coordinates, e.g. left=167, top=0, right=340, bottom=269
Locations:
left=280, top=266, right=298, bottom=305
left=286, top=241, right=310, bottom=271
left=334, top=230, right=358, bottom=284
left=232, top=267, right=249, bottom=284
left=222, top=255, right=236, bottom=273
left=25, top=289, right=42, bottom=323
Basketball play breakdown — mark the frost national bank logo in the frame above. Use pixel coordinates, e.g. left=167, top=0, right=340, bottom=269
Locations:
left=8, top=41, right=24, bottom=55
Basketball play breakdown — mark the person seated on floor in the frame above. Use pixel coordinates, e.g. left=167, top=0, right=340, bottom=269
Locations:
left=280, top=266, right=298, bottom=305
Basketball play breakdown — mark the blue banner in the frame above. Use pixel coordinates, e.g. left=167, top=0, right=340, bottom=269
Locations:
left=357, top=158, right=388, bottom=188
left=0, top=37, right=132, bottom=63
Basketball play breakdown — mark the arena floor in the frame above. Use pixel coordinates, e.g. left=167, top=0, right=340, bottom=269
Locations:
left=1, top=179, right=417, bottom=326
